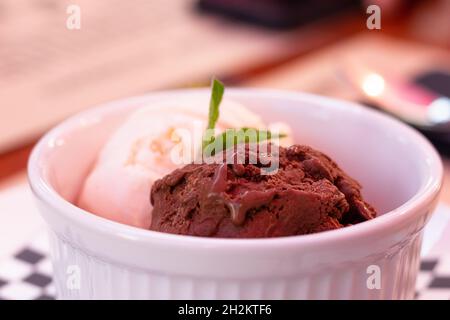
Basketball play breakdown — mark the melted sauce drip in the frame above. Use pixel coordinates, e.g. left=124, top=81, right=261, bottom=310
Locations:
left=209, top=163, right=276, bottom=226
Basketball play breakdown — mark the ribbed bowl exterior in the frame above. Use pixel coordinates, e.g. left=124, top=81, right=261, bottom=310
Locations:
left=48, top=230, right=422, bottom=300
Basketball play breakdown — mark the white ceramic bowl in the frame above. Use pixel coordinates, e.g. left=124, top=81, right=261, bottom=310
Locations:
left=28, top=89, right=443, bottom=299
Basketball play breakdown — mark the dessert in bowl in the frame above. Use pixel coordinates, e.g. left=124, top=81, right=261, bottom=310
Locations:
left=28, top=88, right=442, bottom=299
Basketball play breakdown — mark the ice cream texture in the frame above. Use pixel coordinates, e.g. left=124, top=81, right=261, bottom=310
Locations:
left=150, top=144, right=377, bottom=237
left=78, top=97, right=269, bottom=228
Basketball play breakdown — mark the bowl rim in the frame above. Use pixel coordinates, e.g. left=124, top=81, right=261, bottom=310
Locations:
left=28, top=88, right=443, bottom=251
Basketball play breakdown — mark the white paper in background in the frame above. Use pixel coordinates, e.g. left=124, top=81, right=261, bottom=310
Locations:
left=0, top=183, right=45, bottom=258
left=0, top=182, right=448, bottom=259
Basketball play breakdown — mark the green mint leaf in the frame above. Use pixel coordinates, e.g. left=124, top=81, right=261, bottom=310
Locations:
left=202, top=78, right=225, bottom=151
left=200, top=78, right=288, bottom=156
left=211, top=128, right=287, bottom=155
left=207, top=78, right=225, bottom=130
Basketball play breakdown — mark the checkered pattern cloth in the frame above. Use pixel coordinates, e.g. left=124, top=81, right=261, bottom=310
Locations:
left=0, top=233, right=449, bottom=300
left=416, top=256, right=450, bottom=300
left=0, top=233, right=54, bottom=300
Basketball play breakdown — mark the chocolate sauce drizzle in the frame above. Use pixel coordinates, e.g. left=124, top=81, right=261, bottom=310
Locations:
left=209, top=163, right=276, bottom=226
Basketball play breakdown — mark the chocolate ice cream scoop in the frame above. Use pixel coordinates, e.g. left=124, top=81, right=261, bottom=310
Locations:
left=150, top=144, right=376, bottom=238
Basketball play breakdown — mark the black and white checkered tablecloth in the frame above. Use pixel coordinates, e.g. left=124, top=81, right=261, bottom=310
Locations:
left=0, top=233, right=54, bottom=300
left=0, top=232, right=449, bottom=300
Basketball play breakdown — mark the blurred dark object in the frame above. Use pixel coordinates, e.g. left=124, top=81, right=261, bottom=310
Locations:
left=414, top=71, right=450, bottom=98
left=425, top=134, right=450, bottom=158
left=414, top=70, right=450, bottom=154
left=197, top=0, right=360, bottom=29
left=360, top=69, right=450, bottom=154
left=342, top=58, right=450, bottom=145
left=361, top=100, right=450, bottom=155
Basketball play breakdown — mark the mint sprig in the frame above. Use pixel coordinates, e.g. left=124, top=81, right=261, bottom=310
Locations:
left=202, top=78, right=224, bottom=151
left=207, top=78, right=225, bottom=130
left=212, top=128, right=287, bottom=154
left=202, top=78, right=287, bottom=155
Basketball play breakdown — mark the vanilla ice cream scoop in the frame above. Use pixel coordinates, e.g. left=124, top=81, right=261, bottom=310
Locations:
left=78, top=96, right=265, bottom=228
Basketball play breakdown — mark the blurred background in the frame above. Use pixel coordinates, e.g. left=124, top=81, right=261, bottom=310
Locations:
left=0, top=0, right=449, bottom=299
left=0, top=0, right=449, bottom=181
